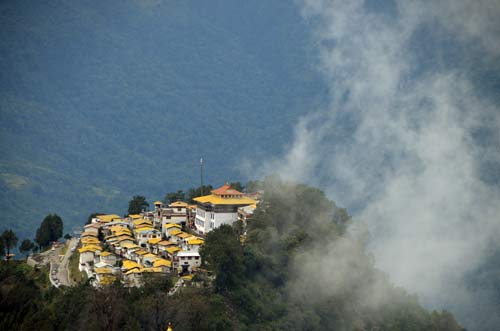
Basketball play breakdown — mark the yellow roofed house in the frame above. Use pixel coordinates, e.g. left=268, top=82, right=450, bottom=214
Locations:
left=99, top=251, right=117, bottom=266
left=133, top=219, right=153, bottom=227
left=110, top=225, right=131, bottom=235
left=166, top=246, right=181, bottom=256
left=148, top=237, right=162, bottom=245
left=169, top=231, right=190, bottom=245
left=153, top=258, right=172, bottom=269
left=96, top=214, right=122, bottom=223
left=81, top=231, right=98, bottom=238
left=163, top=223, right=181, bottom=238
left=78, top=244, right=102, bottom=253
left=193, top=183, right=256, bottom=234
left=168, top=228, right=182, bottom=236
left=122, top=259, right=141, bottom=272
left=81, top=236, right=101, bottom=245
left=78, top=244, right=102, bottom=267
left=185, top=238, right=205, bottom=252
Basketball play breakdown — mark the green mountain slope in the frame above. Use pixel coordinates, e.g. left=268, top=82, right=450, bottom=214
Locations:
left=0, top=1, right=326, bottom=237
left=0, top=181, right=465, bottom=331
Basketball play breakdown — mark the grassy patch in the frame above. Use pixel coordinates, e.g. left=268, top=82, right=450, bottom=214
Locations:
left=68, top=249, right=86, bottom=284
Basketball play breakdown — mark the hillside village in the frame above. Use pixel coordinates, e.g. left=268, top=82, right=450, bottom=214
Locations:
left=77, top=183, right=259, bottom=288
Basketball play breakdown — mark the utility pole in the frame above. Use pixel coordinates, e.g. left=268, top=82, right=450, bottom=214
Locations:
left=200, top=157, right=204, bottom=196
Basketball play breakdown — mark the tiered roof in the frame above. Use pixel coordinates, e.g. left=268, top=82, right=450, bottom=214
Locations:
left=193, top=183, right=256, bottom=205
left=211, top=183, right=244, bottom=196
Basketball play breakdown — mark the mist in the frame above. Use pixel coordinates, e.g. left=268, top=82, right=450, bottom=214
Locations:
left=256, top=0, right=500, bottom=329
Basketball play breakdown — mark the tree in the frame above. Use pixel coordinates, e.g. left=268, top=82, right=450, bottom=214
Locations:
left=200, top=224, right=244, bottom=292
left=19, top=239, right=35, bottom=258
left=35, top=214, right=64, bottom=248
left=1, top=229, right=18, bottom=259
left=163, top=190, right=186, bottom=204
left=187, top=185, right=213, bottom=202
left=245, top=179, right=263, bottom=192
left=128, top=195, right=149, bottom=215
left=64, top=233, right=72, bottom=240
left=0, top=237, right=4, bottom=256
left=229, top=181, right=245, bottom=192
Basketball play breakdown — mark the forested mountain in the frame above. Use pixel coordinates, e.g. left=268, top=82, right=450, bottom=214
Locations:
left=0, top=1, right=326, bottom=238
left=0, top=180, right=465, bottom=331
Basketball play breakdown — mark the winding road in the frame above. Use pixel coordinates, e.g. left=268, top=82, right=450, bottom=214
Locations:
left=49, top=238, right=78, bottom=287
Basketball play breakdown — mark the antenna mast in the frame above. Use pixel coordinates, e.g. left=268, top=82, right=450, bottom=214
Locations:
left=200, top=157, right=204, bottom=195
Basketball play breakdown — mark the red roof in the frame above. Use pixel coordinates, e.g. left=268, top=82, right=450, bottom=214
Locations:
left=211, top=183, right=243, bottom=196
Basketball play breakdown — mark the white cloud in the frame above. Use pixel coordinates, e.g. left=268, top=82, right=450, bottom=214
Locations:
left=263, top=0, right=500, bottom=328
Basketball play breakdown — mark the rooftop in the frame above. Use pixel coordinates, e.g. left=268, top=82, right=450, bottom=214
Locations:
left=169, top=201, right=188, bottom=207
left=193, top=194, right=256, bottom=206
left=211, top=183, right=244, bottom=196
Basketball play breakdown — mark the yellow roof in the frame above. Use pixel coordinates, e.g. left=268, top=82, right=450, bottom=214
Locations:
left=128, top=214, right=142, bottom=219
left=116, top=236, right=134, bottom=243
left=181, top=274, right=194, bottom=281
left=148, top=238, right=162, bottom=244
left=100, top=251, right=113, bottom=257
left=81, top=231, right=98, bottom=237
left=169, top=201, right=188, bottom=207
left=135, top=227, right=156, bottom=233
left=122, top=260, right=141, bottom=270
left=97, top=214, right=122, bottom=222
left=95, top=267, right=113, bottom=274
left=134, top=250, right=148, bottom=255
left=124, top=267, right=163, bottom=274
left=153, top=259, right=172, bottom=268
left=110, top=225, right=131, bottom=233
left=193, top=194, right=256, bottom=205
left=164, top=223, right=181, bottom=229
left=169, top=228, right=182, bottom=236
left=187, top=239, right=205, bottom=245
left=78, top=244, right=102, bottom=253
left=154, top=201, right=162, bottom=205
left=113, top=231, right=132, bottom=238
left=175, top=232, right=191, bottom=239
left=125, top=268, right=143, bottom=275
left=133, top=219, right=152, bottom=225
left=158, top=240, right=174, bottom=246
left=135, top=225, right=154, bottom=231
left=81, top=237, right=100, bottom=244
left=166, top=246, right=181, bottom=254
left=121, top=242, right=140, bottom=249
left=143, top=253, right=157, bottom=258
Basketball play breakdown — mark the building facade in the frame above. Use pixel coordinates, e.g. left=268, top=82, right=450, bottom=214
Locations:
left=194, top=183, right=257, bottom=234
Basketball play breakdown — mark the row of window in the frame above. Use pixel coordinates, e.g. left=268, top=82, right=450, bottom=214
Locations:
left=179, top=256, right=200, bottom=260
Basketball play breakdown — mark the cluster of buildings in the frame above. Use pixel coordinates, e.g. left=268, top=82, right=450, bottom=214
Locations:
left=77, top=183, right=259, bottom=287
